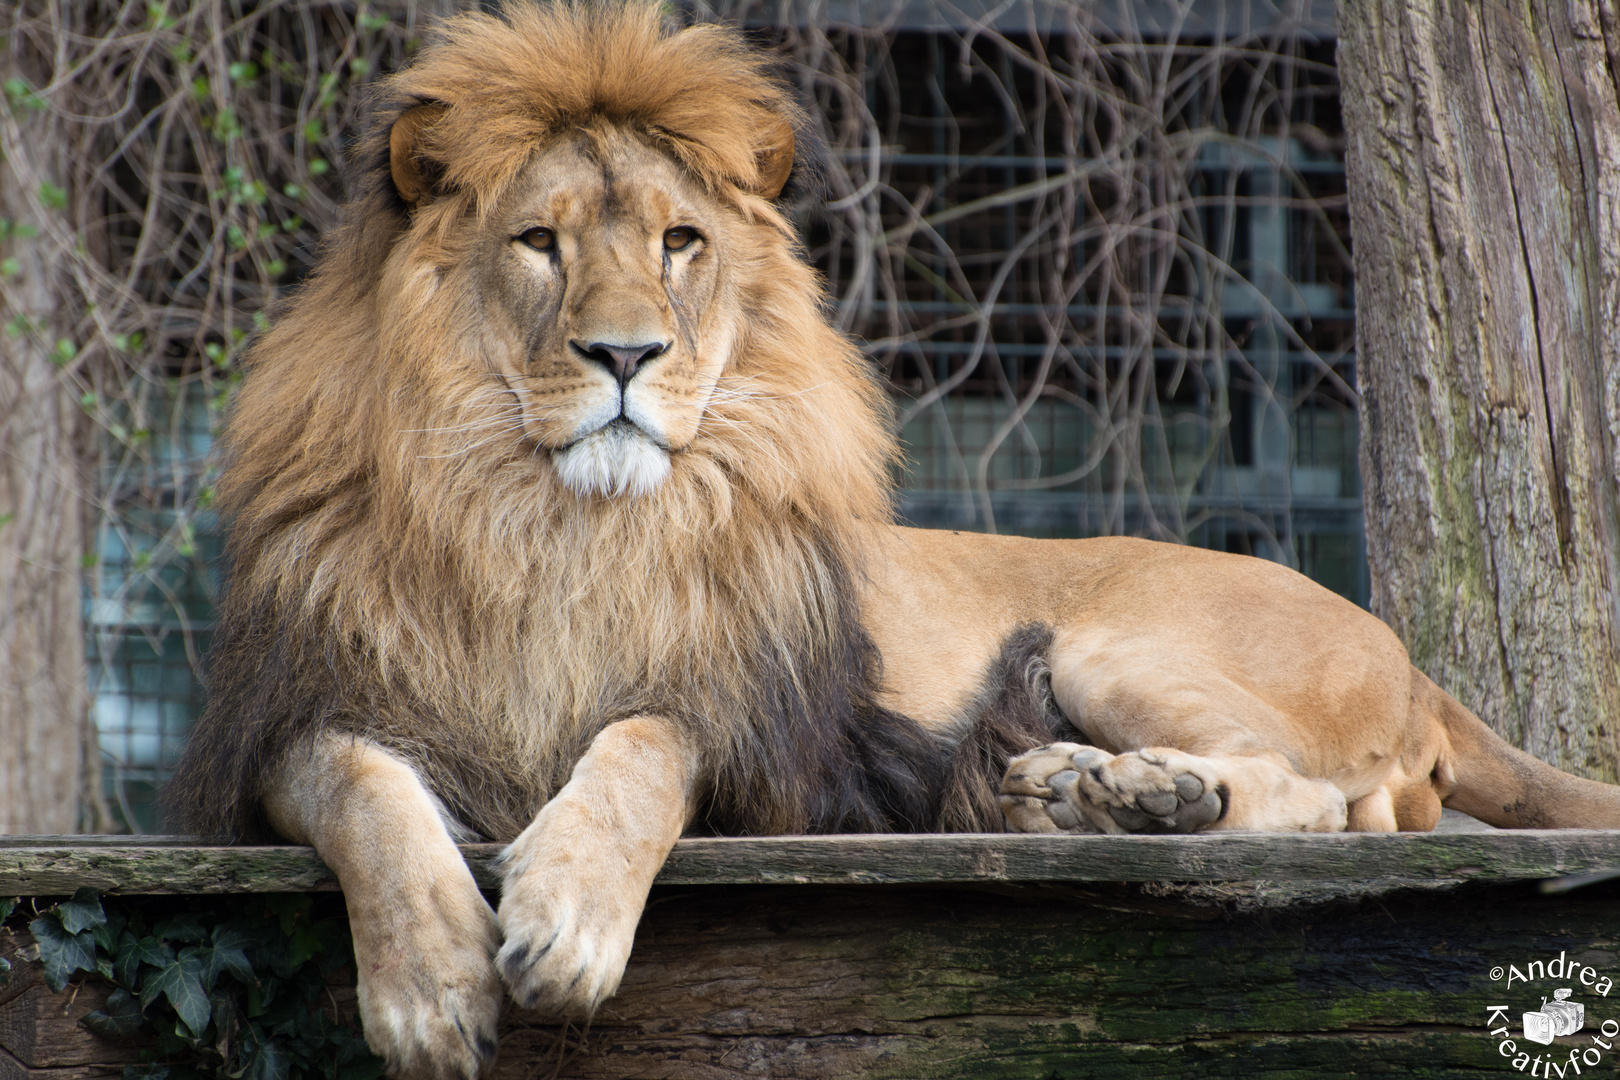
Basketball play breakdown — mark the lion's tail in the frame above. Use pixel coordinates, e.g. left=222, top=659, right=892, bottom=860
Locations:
left=1421, top=669, right=1620, bottom=829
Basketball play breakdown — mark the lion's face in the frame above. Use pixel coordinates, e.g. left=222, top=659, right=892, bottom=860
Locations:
left=471, top=128, right=737, bottom=499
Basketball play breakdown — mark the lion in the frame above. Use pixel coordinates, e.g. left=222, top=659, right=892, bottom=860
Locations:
left=167, top=3, right=1620, bottom=1078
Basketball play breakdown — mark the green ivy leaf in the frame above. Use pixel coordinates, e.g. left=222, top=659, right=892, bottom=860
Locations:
left=112, top=931, right=142, bottom=988
left=91, top=908, right=126, bottom=953
left=285, top=925, right=320, bottom=970
left=141, top=952, right=210, bottom=1038
left=38, top=182, right=67, bottom=210
left=206, top=927, right=256, bottom=987
left=58, top=887, right=107, bottom=935
left=83, top=986, right=145, bottom=1039
left=265, top=895, right=312, bottom=937
left=134, top=933, right=177, bottom=968
left=239, top=1023, right=292, bottom=1080
left=0, top=897, right=16, bottom=920
left=30, top=915, right=97, bottom=992
left=154, top=913, right=209, bottom=944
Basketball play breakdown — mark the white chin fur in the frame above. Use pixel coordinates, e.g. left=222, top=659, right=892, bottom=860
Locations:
left=552, top=424, right=671, bottom=499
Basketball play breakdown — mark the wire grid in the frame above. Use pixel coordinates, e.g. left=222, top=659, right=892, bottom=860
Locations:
left=86, top=382, right=220, bottom=831
left=711, top=0, right=1360, bottom=571
left=19, top=0, right=1359, bottom=827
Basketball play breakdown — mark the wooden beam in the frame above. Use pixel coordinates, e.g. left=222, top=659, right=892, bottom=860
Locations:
left=0, top=830, right=1619, bottom=894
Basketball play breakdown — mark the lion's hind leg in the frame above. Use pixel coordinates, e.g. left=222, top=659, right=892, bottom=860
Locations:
left=1000, top=742, right=1347, bottom=833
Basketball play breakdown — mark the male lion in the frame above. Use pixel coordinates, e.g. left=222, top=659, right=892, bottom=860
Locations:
left=169, top=3, right=1620, bottom=1078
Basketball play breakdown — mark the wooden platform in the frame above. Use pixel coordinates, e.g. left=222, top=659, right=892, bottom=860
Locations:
left=2, top=821, right=1618, bottom=1078
left=1, top=819, right=1618, bottom=894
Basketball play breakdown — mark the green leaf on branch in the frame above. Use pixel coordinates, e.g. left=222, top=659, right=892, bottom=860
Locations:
left=3, top=78, right=45, bottom=112
left=39, top=182, right=67, bottom=210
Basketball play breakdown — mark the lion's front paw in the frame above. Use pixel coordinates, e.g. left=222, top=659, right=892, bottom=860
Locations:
left=1000, top=742, right=1225, bottom=835
left=495, top=888, right=636, bottom=1016
left=495, top=825, right=646, bottom=1017
left=353, top=888, right=502, bottom=1080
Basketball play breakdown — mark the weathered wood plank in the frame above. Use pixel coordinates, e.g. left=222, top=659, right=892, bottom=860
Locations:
left=3, top=879, right=1619, bottom=1078
left=0, top=847, right=341, bottom=894
left=488, top=879, right=1620, bottom=1078
left=0, top=985, right=143, bottom=1069
left=1, top=830, right=1620, bottom=893
left=0, top=1050, right=118, bottom=1080
left=652, top=829, right=1620, bottom=885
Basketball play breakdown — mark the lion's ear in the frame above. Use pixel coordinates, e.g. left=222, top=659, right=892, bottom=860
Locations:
left=753, top=117, right=795, bottom=201
left=389, top=102, right=450, bottom=207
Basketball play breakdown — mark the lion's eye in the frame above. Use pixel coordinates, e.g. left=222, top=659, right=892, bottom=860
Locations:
left=663, top=227, right=698, bottom=252
left=520, top=227, right=556, bottom=252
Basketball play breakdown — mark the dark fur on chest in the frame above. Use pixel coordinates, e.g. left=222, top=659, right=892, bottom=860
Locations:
left=167, top=553, right=1068, bottom=841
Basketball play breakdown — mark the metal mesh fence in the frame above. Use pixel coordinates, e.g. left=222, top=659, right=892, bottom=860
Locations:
left=85, top=384, right=220, bottom=830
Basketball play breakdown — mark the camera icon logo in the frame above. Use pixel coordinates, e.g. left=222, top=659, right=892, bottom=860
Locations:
left=1524, top=989, right=1585, bottom=1045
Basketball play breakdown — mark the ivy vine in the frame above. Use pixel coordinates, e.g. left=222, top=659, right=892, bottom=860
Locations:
left=19, top=889, right=382, bottom=1080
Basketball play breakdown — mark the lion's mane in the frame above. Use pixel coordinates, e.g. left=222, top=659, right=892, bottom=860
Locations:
left=169, top=3, right=1034, bottom=842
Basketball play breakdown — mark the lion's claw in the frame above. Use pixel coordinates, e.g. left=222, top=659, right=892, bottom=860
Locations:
left=496, top=864, right=639, bottom=1019
left=1000, top=742, right=1226, bottom=835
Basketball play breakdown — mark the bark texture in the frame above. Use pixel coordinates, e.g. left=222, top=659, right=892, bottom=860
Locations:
left=0, top=69, right=98, bottom=832
left=1341, top=0, right=1620, bottom=778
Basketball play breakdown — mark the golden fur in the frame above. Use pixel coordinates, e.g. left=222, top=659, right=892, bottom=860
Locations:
left=168, top=6, right=1620, bottom=1078
left=173, top=2, right=915, bottom=843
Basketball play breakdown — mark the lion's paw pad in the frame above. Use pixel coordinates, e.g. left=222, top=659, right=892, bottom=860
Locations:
left=999, top=743, right=1225, bottom=835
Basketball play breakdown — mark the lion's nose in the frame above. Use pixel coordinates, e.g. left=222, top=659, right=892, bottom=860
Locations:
left=573, top=340, right=667, bottom=386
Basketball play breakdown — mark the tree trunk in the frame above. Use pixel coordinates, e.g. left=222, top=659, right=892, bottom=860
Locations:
left=1340, top=0, right=1620, bottom=779
left=0, top=69, right=100, bottom=832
